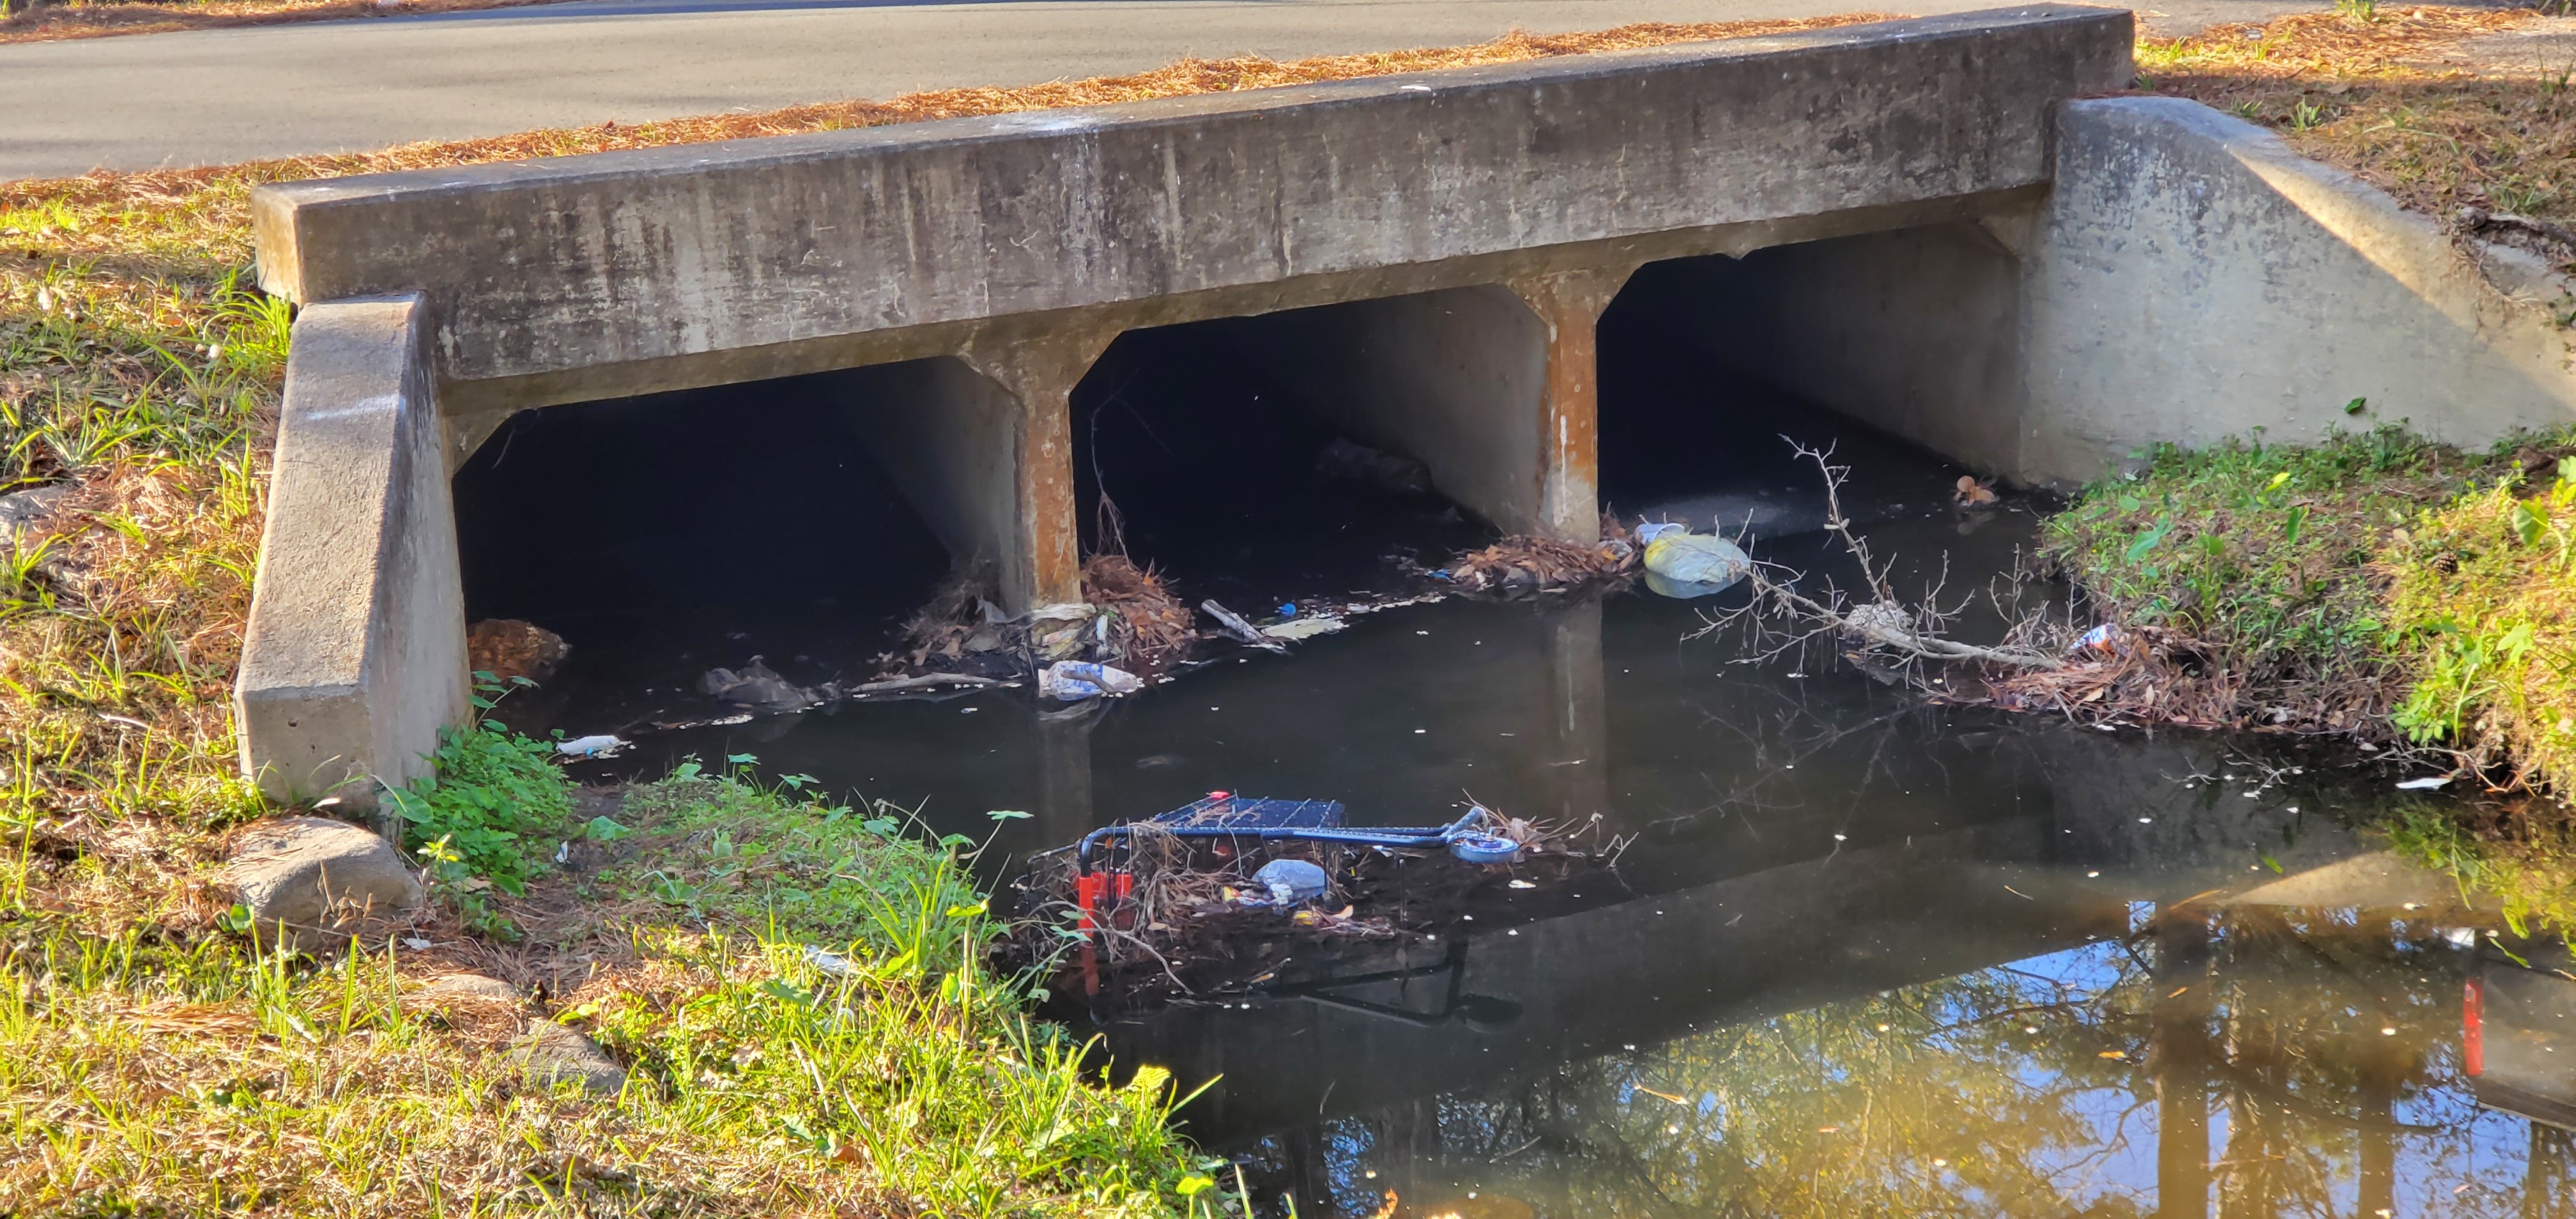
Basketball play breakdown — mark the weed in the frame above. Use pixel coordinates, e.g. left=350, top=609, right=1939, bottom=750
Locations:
left=383, top=695, right=572, bottom=934
left=585, top=760, right=988, bottom=956
left=2044, top=427, right=2478, bottom=733
left=2386, top=461, right=2576, bottom=789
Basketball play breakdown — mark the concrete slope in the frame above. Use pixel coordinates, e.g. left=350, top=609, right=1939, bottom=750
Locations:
left=6, top=0, right=2299, bottom=183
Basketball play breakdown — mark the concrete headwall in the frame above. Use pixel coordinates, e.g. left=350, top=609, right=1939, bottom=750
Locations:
left=234, top=296, right=468, bottom=817
left=1660, top=96, right=2576, bottom=487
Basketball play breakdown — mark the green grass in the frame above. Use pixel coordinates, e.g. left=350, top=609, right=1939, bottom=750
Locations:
left=2042, top=426, right=2493, bottom=733
left=2386, top=465, right=2576, bottom=792
left=0, top=766, right=1220, bottom=1215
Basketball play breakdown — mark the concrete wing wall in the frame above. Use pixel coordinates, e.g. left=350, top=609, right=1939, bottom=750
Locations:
left=234, top=296, right=469, bottom=817
left=250, top=7, right=2131, bottom=403
left=2020, top=96, right=2576, bottom=480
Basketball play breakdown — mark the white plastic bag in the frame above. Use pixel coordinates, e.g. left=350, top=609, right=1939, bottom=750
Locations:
left=1637, top=522, right=1750, bottom=591
left=1039, top=661, right=1144, bottom=701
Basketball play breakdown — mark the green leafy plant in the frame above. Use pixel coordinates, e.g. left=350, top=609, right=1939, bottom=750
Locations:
left=381, top=680, right=573, bottom=928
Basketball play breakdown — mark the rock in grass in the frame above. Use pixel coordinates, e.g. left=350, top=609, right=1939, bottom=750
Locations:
left=216, top=816, right=424, bottom=953
left=514, top=1020, right=626, bottom=1095
left=418, top=973, right=523, bottom=1002
left=0, top=482, right=72, bottom=542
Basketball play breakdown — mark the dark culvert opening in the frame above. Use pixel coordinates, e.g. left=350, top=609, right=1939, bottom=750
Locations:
left=1070, top=306, right=1492, bottom=613
left=450, top=367, right=952, bottom=732
left=1596, top=247, right=1977, bottom=538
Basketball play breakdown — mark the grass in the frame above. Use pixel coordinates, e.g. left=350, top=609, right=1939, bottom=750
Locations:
left=2386, top=457, right=2576, bottom=792
left=1, top=767, right=1212, bottom=1215
left=2040, top=426, right=2522, bottom=735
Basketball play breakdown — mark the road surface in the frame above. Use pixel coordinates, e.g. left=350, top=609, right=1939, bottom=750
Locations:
left=3, top=0, right=2303, bottom=182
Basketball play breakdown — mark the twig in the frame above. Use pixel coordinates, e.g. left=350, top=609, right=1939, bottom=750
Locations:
left=845, top=672, right=1000, bottom=695
left=2461, top=204, right=2576, bottom=252
left=1693, top=440, right=2062, bottom=672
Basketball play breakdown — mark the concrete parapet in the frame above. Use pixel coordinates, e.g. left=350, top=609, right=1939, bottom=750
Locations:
left=236, top=295, right=469, bottom=817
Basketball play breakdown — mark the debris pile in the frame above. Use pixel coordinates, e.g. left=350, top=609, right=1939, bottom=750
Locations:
left=1447, top=516, right=1639, bottom=594
left=465, top=618, right=569, bottom=686
left=1080, top=553, right=1195, bottom=677
left=1000, top=795, right=1614, bottom=1005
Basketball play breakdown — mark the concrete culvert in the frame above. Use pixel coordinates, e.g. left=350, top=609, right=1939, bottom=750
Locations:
left=1070, top=291, right=1567, bottom=613
left=1594, top=249, right=1989, bottom=543
left=448, top=367, right=953, bottom=729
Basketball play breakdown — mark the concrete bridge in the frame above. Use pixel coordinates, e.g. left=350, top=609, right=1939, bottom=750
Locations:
left=231, top=4, right=2576, bottom=808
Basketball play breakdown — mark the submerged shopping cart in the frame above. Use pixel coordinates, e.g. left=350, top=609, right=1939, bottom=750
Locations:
left=1062, top=792, right=1524, bottom=993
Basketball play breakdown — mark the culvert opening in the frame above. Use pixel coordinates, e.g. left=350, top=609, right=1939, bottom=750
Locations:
left=1596, top=245, right=1985, bottom=540
left=450, top=366, right=953, bottom=730
left=1070, top=296, right=1506, bottom=613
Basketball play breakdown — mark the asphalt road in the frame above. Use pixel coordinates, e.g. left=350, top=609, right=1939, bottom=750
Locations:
left=4, top=0, right=2308, bottom=182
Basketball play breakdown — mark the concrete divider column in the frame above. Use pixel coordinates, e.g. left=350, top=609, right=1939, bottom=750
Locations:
left=235, top=294, right=469, bottom=820
left=951, top=328, right=1110, bottom=613
left=833, top=328, right=1103, bottom=615
left=1507, top=266, right=1634, bottom=542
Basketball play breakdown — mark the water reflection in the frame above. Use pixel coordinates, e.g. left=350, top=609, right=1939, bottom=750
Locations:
left=1222, top=908, right=2571, bottom=1218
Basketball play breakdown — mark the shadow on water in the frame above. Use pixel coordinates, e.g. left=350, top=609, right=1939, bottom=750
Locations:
left=452, top=293, right=2576, bottom=1216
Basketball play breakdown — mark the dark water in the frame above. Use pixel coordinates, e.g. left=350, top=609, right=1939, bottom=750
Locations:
left=460, top=291, right=2573, bottom=1216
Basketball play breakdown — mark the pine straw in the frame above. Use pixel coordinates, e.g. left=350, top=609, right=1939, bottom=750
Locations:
left=0, top=0, right=552, bottom=45
left=1081, top=553, right=1193, bottom=677
left=2142, top=6, right=2576, bottom=233
left=1449, top=514, right=1641, bottom=593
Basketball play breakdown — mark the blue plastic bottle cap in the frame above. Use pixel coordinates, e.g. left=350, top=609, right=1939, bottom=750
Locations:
left=1448, top=833, right=1522, bottom=865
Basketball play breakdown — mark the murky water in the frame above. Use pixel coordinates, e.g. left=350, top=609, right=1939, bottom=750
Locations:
left=475, top=311, right=2575, bottom=1216
left=527, top=531, right=2573, bottom=1215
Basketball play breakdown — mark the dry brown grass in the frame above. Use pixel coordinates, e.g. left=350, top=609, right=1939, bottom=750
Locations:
left=0, top=0, right=552, bottom=44
left=2143, top=6, right=2576, bottom=232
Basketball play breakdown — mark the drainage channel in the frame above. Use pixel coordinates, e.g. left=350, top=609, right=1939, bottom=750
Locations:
left=448, top=295, right=2550, bottom=1218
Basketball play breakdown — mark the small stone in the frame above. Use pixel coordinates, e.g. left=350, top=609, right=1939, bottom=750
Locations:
left=0, top=482, right=72, bottom=542
left=417, top=973, right=522, bottom=1002
left=514, top=1020, right=626, bottom=1096
left=466, top=618, right=570, bottom=686
left=216, top=816, right=424, bottom=953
